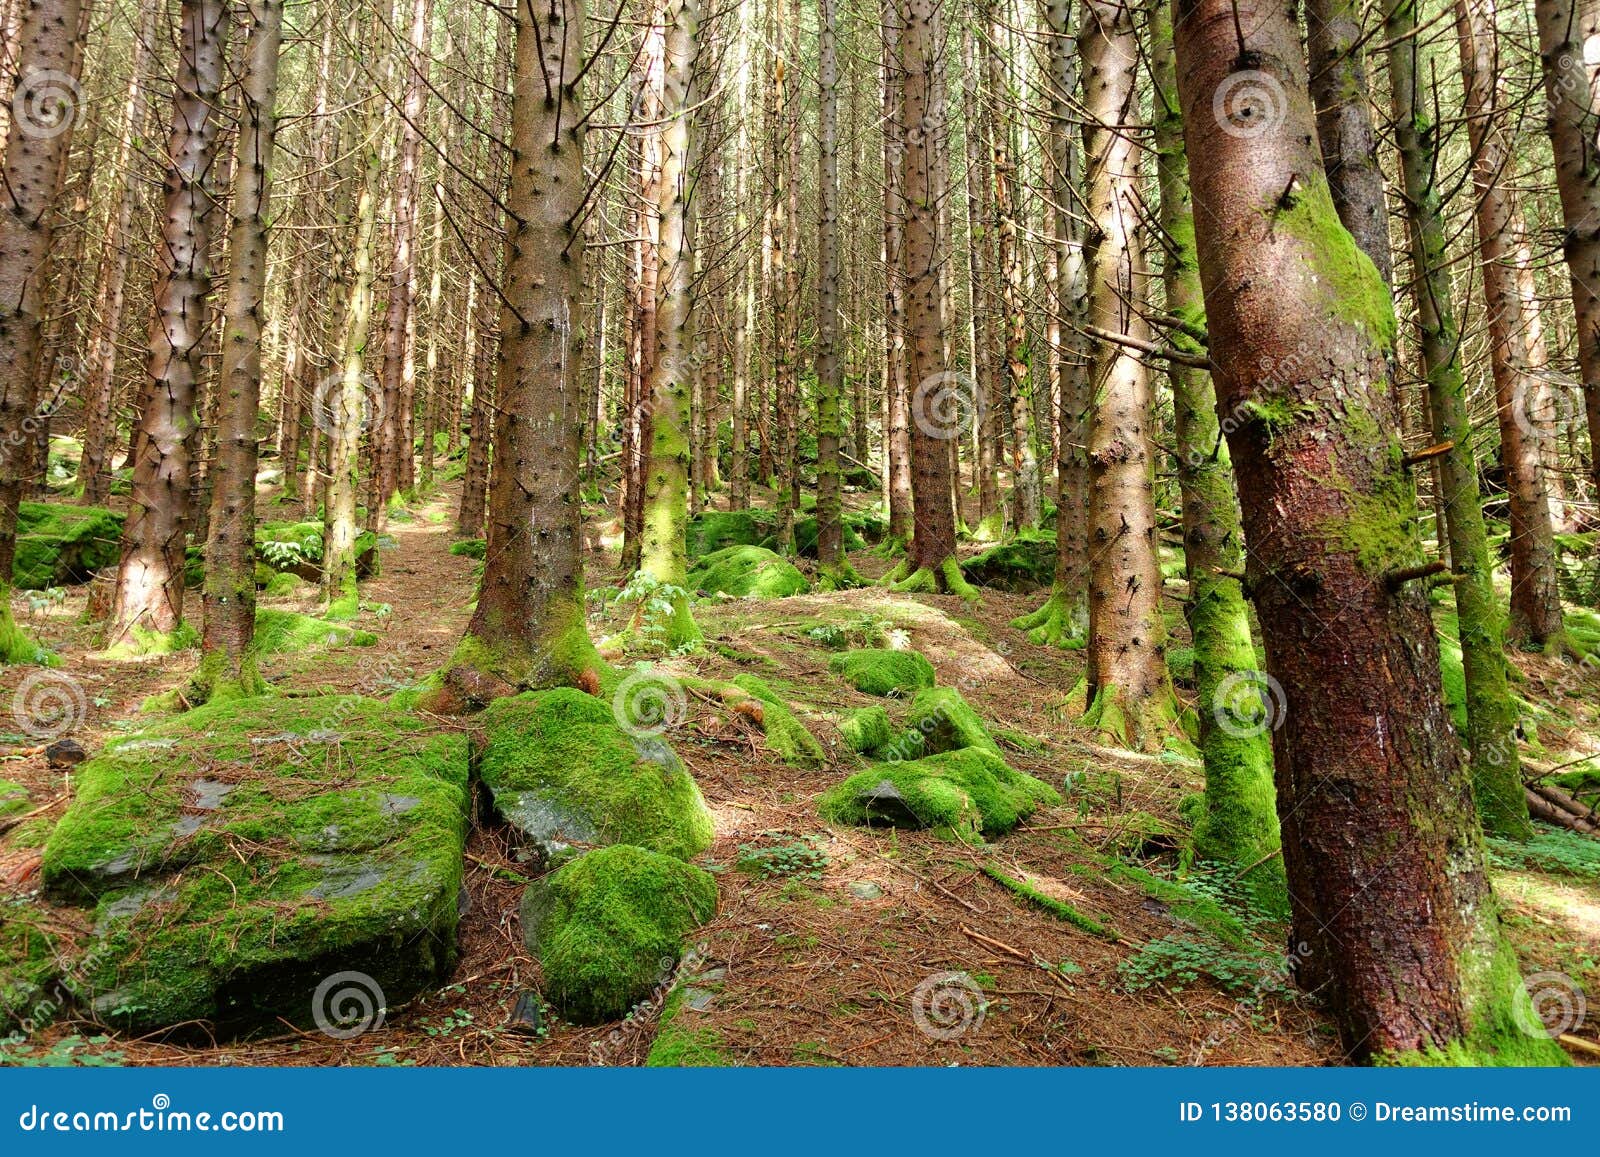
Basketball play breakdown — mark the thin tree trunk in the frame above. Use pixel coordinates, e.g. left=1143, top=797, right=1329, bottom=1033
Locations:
left=815, top=0, right=850, bottom=584
left=880, top=0, right=913, bottom=546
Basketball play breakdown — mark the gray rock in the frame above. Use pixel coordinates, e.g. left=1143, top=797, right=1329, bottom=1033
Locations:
left=847, top=881, right=883, bottom=900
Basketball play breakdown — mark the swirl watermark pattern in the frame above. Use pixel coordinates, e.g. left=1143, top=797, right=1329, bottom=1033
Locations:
left=612, top=667, right=688, bottom=738
left=310, top=370, right=385, bottom=437
left=911, top=971, right=987, bottom=1041
left=12, top=68, right=80, bottom=140
left=1213, top=70, right=1288, bottom=139
left=1211, top=669, right=1288, bottom=740
left=1512, top=971, right=1587, bottom=1040
left=311, top=971, right=387, bottom=1040
left=1508, top=372, right=1583, bottom=440
left=910, top=371, right=978, bottom=442
left=12, top=671, right=87, bottom=740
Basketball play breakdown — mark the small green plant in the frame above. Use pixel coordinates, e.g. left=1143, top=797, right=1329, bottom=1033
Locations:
left=613, top=572, right=694, bottom=651
left=736, top=834, right=829, bottom=880
left=0, top=1035, right=126, bottom=1068
left=420, top=1008, right=475, bottom=1037
left=1487, top=825, right=1600, bottom=880
left=1118, top=935, right=1296, bottom=1002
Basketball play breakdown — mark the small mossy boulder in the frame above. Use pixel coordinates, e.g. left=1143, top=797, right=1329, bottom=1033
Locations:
left=688, top=546, right=811, bottom=599
left=521, top=845, right=717, bottom=1025
left=476, top=688, right=714, bottom=863
left=13, top=502, right=124, bottom=590
left=685, top=511, right=767, bottom=558
left=39, top=695, right=470, bottom=1035
left=729, top=676, right=826, bottom=768
left=818, top=748, right=1059, bottom=839
left=828, top=647, right=936, bottom=697
left=959, top=529, right=1057, bottom=593
left=769, top=517, right=867, bottom=560
left=838, top=706, right=895, bottom=754
left=0, top=778, right=28, bottom=819
left=892, top=686, right=1000, bottom=760
left=0, top=901, right=64, bottom=1035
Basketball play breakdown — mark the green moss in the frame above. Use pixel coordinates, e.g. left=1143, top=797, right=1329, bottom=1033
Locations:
left=1106, top=864, right=1255, bottom=949
left=449, top=538, right=486, bottom=560
left=253, top=609, right=378, bottom=653
left=522, top=845, right=717, bottom=1025
left=1275, top=173, right=1398, bottom=351
left=261, top=571, right=307, bottom=597
left=476, top=688, right=714, bottom=863
left=1010, top=584, right=1088, bottom=649
left=0, top=778, right=27, bottom=819
left=685, top=510, right=767, bottom=557
left=646, top=984, right=732, bottom=1066
left=981, top=865, right=1122, bottom=942
left=889, top=686, right=1000, bottom=760
left=12, top=502, right=124, bottom=590
left=96, top=620, right=200, bottom=660
left=838, top=706, right=895, bottom=754
left=764, top=516, right=867, bottom=560
left=960, top=529, right=1057, bottom=593
left=819, top=747, right=1059, bottom=840
left=0, top=593, right=53, bottom=666
left=728, top=676, right=826, bottom=768
left=39, top=695, right=469, bottom=1033
left=828, top=647, right=935, bottom=697
left=688, top=546, right=811, bottom=599
left=0, top=900, right=65, bottom=1034
left=882, top=559, right=981, bottom=601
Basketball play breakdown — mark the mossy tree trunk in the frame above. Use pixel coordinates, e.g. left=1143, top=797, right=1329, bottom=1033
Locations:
left=1306, top=0, right=1392, bottom=286
left=1149, top=0, right=1282, bottom=891
left=1454, top=0, right=1566, bottom=649
left=442, top=0, right=601, bottom=705
left=1175, top=0, right=1558, bottom=1062
left=197, top=0, right=284, bottom=701
left=636, top=0, right=703, bottom=647
left=1534, top=0, right=1600, bottom=518
left=815, top=0, right=852, bottom=587
left=105, top=0, right=229, bottom=653
left=1078, top=0, right=1174, bottom=747
left=1387, top=0, right=1529, bottom=839
left=0, top=0, right=87, bottom=663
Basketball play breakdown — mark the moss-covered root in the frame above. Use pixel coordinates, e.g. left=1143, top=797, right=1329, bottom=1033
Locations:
left=828, top=647, right=936, bottom=697
left=0, top=592, right=53, bottom=666
left=881, top=557, right=981, bottom=601
left=183, top=648, right=267, bottom=709
left=725, top=676, right=826, bottom=768
left=1010, top=585, right=1088, bottom=649
left=432, top=611, right=605, bottom=711
left=1081, top=681, right=1183, bottom=754
left=815, top=560, right=865, bottom=592
left=981, top=865, right=1125, bottom=943
left=522, top=845, right=718, bottom=1026
left=1383, top=917, right=1567, bottom=1067
left=93, top=621, right=200, bottom=661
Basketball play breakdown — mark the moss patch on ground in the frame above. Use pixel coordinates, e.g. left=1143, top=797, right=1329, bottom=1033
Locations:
left=960, top=529, right=1057, bottom=593
left=688, top=546, right=811, bottom=599
left=13, top=502, right=124, bottom=590
left=838, top=706, right=895, bottom=754
left=727, top=676, right=826, bottom=768
left=818, top=747, right=1059, bottom=840
left=253, top=609, right=378, bottom=654
left=890, top=686, right=1001, bottom=760
left=476, top=688, right=714, bottom=863
left=522, top=845, right=717, bottom=1025
left=38, top=695, right=469, bottom=1035
left=828, top=648, right=936, bottom=697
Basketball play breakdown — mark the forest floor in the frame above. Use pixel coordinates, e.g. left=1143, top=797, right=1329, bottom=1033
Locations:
left=1, top=475, right=1597, bottom=1067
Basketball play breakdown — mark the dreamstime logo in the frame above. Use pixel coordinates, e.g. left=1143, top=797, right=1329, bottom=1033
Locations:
left=911, top=372, right=978, bottom=441
left=12, top=68, right=80, bottom=140
left=1213, top=70, right=1288, bottom=140
left=911, top=971, right=987, bottom=1041
left=12, top=671, right=87, bottom=740
left=1211, top=669, right=1287, bottom=740
left=1513, top=971, right=1586, bottom=1040
left=310, top=370, right=385, bottom=437
left=312, top=970, right=387, bottom=1040
left=1508, top=373, right=1583, bottom=440
left=612, top=667, right=687, bottom=738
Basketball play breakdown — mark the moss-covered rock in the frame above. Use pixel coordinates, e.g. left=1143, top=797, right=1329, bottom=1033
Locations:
left=646, top=982, right=731, bottom=1066
left=828, top=647, right=936, bottom=697
left=729, top=676, right=826, bottom=768
left=818, top=748, right=1059, bottom=839
left=253, top=609, right=378, bottom=654
left=261, top=571, right=308, bottom=598
left=891, top=686, right=1000, bottom=760
left=770, top=517, right=868, bottom=560
left=838, top=706, right=895, bottom=754
left=13, top=502, right=124, bottom=590
left=521, top=845, right=717, bottom=1025
left=39, top=695, right=469, bottom=1034
left=0, top=778, right=28, bottom=819
left=688, top=546, right=811, bottom=599
left=685, top=511, right=767, bottom=557
left=0, top=900, right=64, bottom=1035
left=959, top=529, right=1057, bottom=593
left=476, top=688, right=713, bottom=863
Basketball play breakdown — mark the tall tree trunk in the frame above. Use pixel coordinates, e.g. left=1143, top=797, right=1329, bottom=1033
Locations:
left=636, top=0, right=702, bottom=647
left=1388, top=0, right=1528, bottom=837
left=197, top=0, right=283, bottom=700
left=440, top=0, right=599, bottom=704
left=815, top=0, right=853, bottom=586
left=1305, top=0, right=1393, bottom=284
left=1175, top=0, right=1558, bottom=1062
left=880, top=0, right=913, bottom=546
left=1534, top=0, right=1600, bottom=522
left=456, top=273, right=494, bottom=538
left=961, top=33, right=1000, bottom=536
left=0, top=0, right=87, bottom=663
left=1079, top=0, right=1172, bottom=746
left=1454, top=0, right=1566, bottom=648
left=104, top=0, right=229, bottom=653
left=1150, top=0, right=1283, bottom=892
